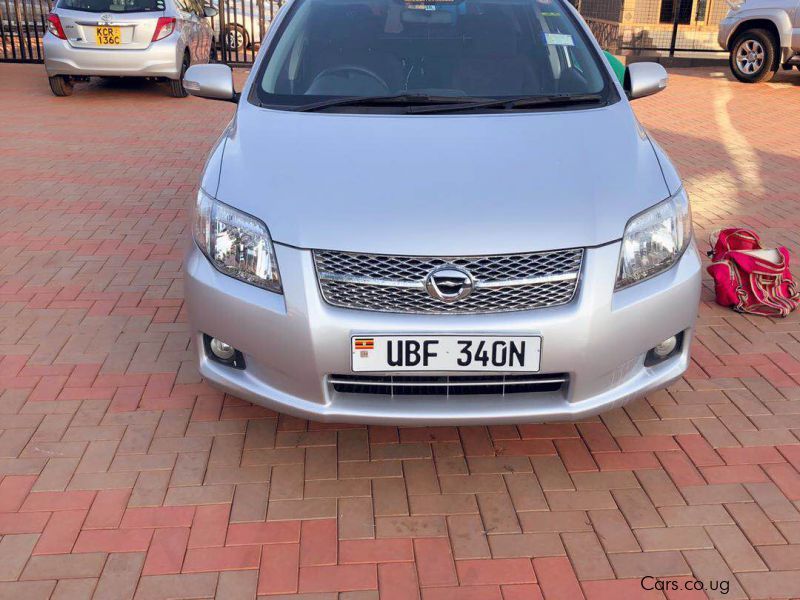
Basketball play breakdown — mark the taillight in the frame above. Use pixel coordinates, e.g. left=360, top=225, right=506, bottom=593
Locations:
left=47, top=14, right=66, bottom=40
left=152, top=17, right=176, bottom=42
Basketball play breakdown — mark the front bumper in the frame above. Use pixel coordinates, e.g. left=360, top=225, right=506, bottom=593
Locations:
left=43, top=34, right=183, bottom=78
left=185, top=241, right=702, bottom=425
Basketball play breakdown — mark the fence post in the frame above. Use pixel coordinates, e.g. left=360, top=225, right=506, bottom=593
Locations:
left=668, top=0, right=680, bottom=57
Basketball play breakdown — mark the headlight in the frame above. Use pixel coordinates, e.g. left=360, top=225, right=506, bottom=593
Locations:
left=725, top=0, right=744, bottom=11
left=194, top=189, right=282, bottom=293
left=616, top=188, right=692, bottom=289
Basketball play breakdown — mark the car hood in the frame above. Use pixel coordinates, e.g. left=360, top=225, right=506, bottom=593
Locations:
left=215, top=100, right=671, bottom=255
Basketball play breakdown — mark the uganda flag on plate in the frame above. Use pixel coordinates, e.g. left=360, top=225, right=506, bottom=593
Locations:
left=354, top=338, right=374, bottom=351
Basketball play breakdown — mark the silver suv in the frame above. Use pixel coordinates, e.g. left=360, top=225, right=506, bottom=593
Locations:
left=181, top=0, right=701, bottom=425
left=718, top=0, right=800, bottom=83
left=44, top=0, right=217, bottom=96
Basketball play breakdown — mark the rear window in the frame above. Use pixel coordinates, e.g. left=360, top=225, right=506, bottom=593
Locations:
left=57, top=0, right=165, bottom=12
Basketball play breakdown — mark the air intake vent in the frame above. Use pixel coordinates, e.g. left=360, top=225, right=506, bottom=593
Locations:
left=329, top=373, right=568, bottom=397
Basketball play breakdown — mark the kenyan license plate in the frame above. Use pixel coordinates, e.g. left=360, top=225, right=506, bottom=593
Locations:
left=351, top=335, right=541, bottom=372
left=95, top=26, right=121, bottom=46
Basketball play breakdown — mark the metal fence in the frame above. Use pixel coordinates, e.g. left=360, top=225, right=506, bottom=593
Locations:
left=574, top=0, right=727, bottom=55
left=1, top=0, right=724, bottom=65
left=213, top=0, right=282, bottom=65
left=0, top=0, right=282, bottom=64
left=1, top=0, right=52, bottom=62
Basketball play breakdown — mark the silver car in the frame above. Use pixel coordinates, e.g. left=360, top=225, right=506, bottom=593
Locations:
left=182, top=0, right=702, bottom=425
left=718, top=0, right=800, bottom=83
left=44, top=0, right=217, bottom=96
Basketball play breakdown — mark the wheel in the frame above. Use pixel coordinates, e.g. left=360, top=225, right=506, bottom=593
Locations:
left=730, top=29, right=779, bottom=83
left=223, top=24, right=249, bottom=54
left=169, top=54, right=190, bottom=98
left=48, top=75, right=73, bottom=96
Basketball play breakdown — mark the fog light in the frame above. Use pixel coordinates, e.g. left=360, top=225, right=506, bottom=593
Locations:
left=652, top=336, right=678, bottom=358
left=209, top=337, right=235, bottom=361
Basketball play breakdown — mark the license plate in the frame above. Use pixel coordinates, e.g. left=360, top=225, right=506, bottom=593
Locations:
left=351, top=335, right=541, bottom=372
left=95, top=26, right=121, bottom=46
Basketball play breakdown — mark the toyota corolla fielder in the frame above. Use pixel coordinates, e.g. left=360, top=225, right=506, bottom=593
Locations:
left=182, top=0, right=701, bottom=424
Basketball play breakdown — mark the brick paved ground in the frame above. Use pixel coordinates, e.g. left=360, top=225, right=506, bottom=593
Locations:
left=1, top=63, right=799, bottom=599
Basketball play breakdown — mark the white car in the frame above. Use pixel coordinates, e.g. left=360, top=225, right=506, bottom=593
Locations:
left=179, top=0, right=701, bottom=425
left=718, top=0, right=800, bottom=82
left=44, top=0, right=217, bottom=96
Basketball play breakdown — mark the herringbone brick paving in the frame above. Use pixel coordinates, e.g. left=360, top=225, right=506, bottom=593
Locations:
left=0, top=63, right=799, bottom=599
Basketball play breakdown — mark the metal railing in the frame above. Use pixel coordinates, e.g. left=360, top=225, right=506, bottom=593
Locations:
left=1, top=0, right=52, bottom=62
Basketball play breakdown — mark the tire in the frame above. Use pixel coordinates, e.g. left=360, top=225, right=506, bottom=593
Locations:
left=223, top=24, right=249, bottom=54
left=729, top=28, right=779, bottom=83
left=169, top=54, right=190, bottom=98
left=48, top=75, right=73, bottom=97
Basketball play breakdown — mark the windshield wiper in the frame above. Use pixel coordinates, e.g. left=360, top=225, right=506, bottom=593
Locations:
left=407, top=93, right=605, bottom=114
left=289, top=93, right=488, bottom=112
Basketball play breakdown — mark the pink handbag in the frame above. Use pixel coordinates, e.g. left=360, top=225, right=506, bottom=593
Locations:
left=707, top=228, right=799, bottom=317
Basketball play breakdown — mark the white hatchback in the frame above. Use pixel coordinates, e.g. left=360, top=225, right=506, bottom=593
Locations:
left=44, top=0, right=217, bottom=96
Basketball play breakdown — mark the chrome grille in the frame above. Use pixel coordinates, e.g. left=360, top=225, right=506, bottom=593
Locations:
left=329, top=373, right=568, bottom=396
left=313, top=249, right=583, bottom=314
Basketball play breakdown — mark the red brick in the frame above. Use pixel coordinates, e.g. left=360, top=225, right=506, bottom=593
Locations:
left=718, top=446, right=786, bottom=465
left=83, top=489, right=130, bottom=529
left=494, top=440, right=556, bottom=456
left=0, top=511, right=50, bottom=534
left=456, top=559, right=536, bottom=585
left=121, top=506, right=195, bottom=529
left=298, top=564, right=378, bottom=593
left=143, top=527, right=190, bottom=575
left=594, top=451, right=660, bottom=471
left=582, top=579, right=665, bottom=599
left=300, top=518, right=337, bottom=566
left=700, top=465, right=768, bottom=484
left=340, top=539, right=414, bottom=564
left=414, top=538, right=458, bottom=587
left=379, top=562, right=420, bottom=600
left=555, top=439, right=598, bottom=472
left=74, top=528, right=154, bottom=553
left=763, top=463, right=800, bottom=500
left=183, top=545, right=261, bottom=572
left=258, top=542, right=300, bottom=595
left=577, top=423, right=619, bottom=453
left=20, top=490, right=95, bottom=512
left=502, top=584, right=544, bottom=600
left=33, top=509, right=86, bottom=555
left=533, top=557, right=583, bottom=600
left=616, top=436, right=679, bottom=452
left=656, top=451, right=705, bottom=487
left=779, top=445, right=800, bottom=471
left=519, top=424, right=577, bottom=439
left=422, top=585, right=502, bottom=600
left=0, top=475, right=37, bottom=512
left=226, top=520, right=301, bottom=545
left=675, top=435, right=724, bottom=467
left=187, top=504, right=229, bottom=548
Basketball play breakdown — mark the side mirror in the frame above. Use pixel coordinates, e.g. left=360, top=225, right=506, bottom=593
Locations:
left=203, top=5, right=218, bottom=18
left=183, top=64, right=238, bottom=102
left=625, top=62, right=668, bottom=100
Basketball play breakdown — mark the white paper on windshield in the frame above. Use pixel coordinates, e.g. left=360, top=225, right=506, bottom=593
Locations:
left=544, top=32, right=575, bottom=46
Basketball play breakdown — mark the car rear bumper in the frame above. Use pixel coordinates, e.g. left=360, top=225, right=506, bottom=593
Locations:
left=43, top=34, right=182, bottom=78
left=185, top=239, right=702, bottom=425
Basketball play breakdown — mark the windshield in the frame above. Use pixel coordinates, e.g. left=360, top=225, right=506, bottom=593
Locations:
left=255, top=0, right=610, bottom=110
left=57, top=0, right=164, bottom=12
